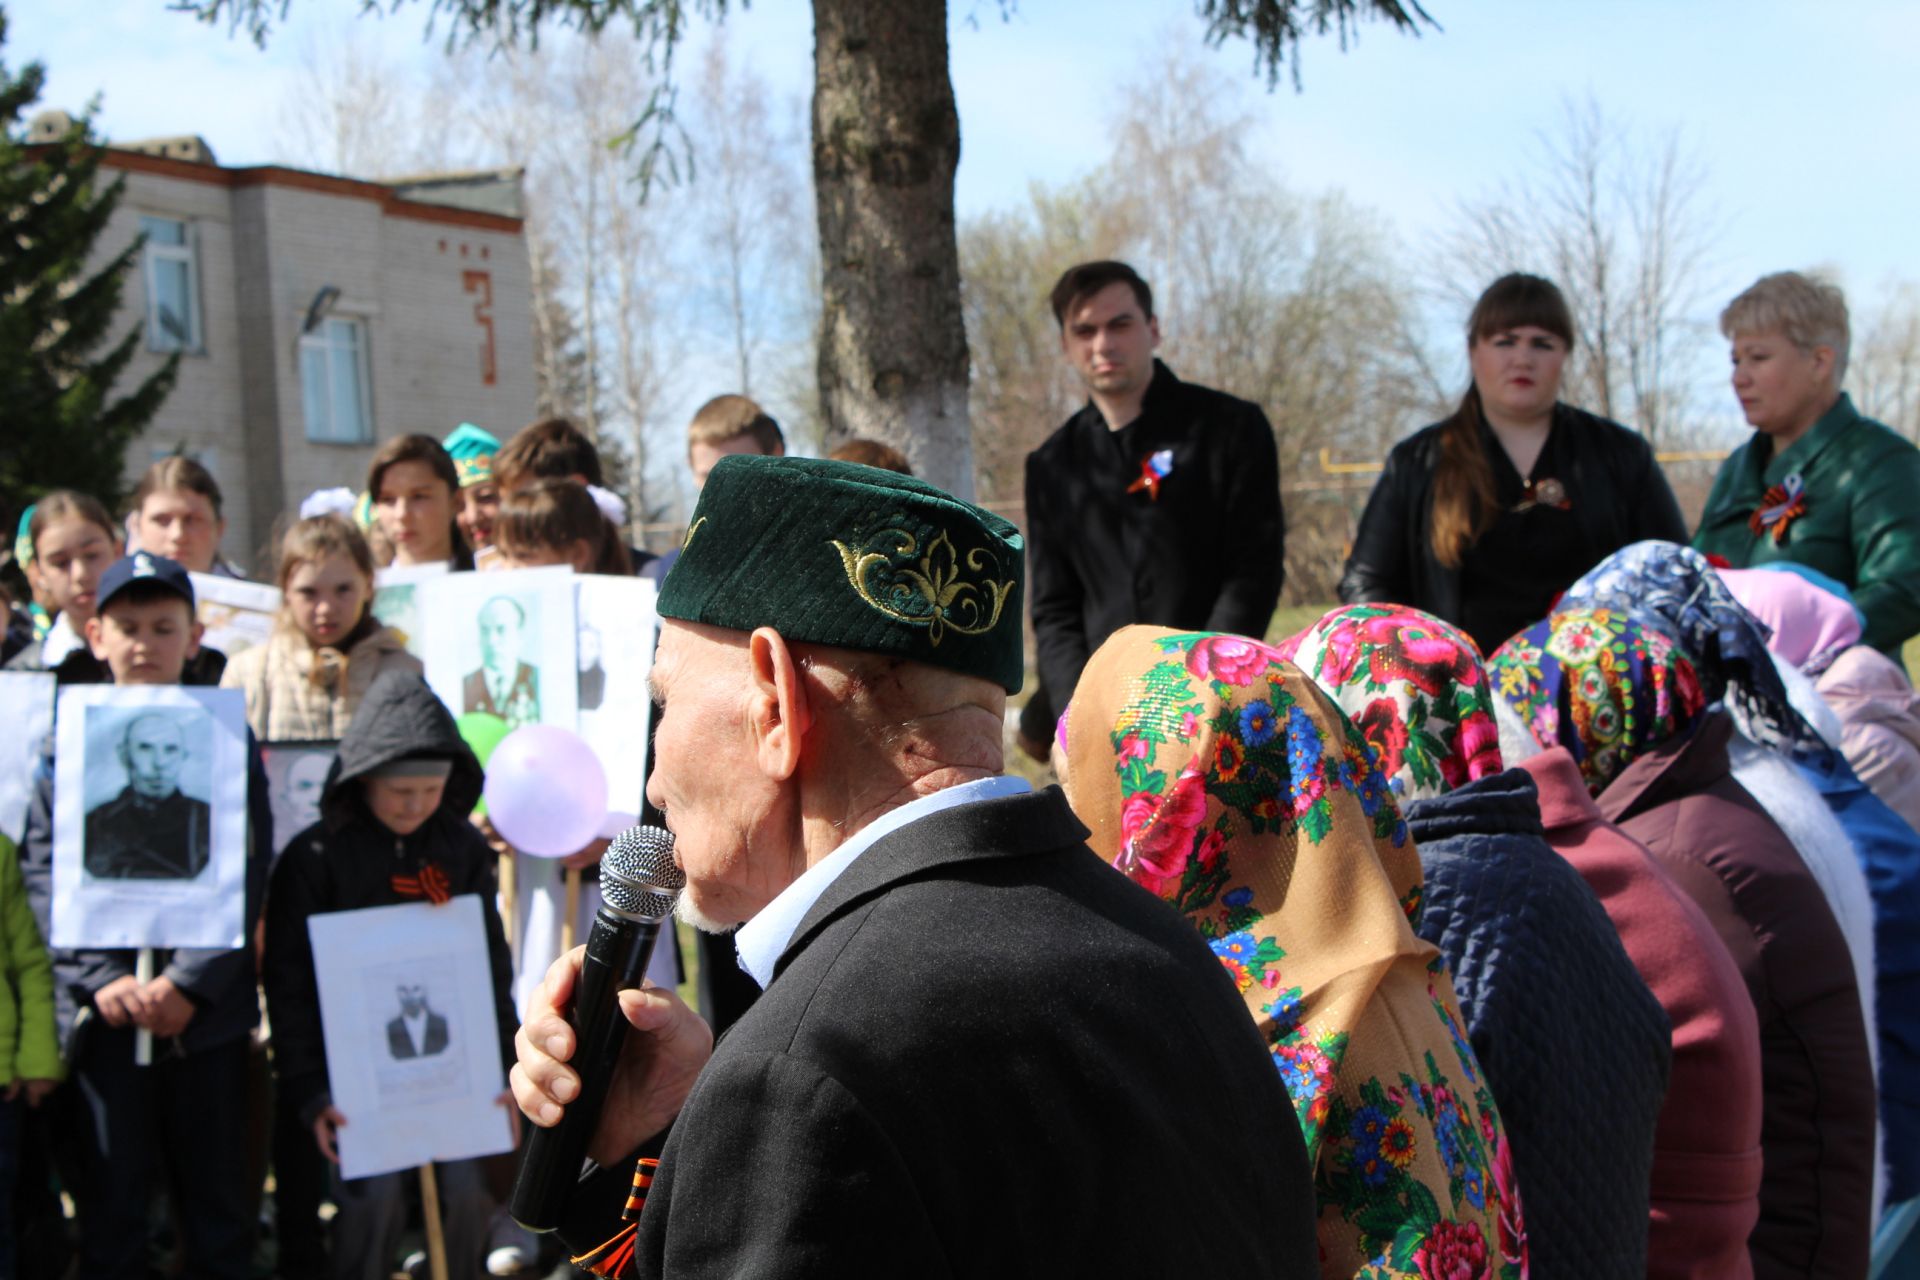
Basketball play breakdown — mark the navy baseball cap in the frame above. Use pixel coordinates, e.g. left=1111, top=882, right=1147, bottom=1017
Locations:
left=96, top=552, right=196, bottom=613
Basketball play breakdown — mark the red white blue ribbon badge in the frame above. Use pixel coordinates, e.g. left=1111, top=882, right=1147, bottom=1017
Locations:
left=1125, top=449, right=1176, bottom=502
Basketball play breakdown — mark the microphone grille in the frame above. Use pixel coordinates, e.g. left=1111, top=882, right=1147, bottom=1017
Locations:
left=600, top=825, right=684, bottom=920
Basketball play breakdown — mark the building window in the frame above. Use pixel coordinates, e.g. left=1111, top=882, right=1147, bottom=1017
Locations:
left=300, top=316, right=373, bottom=444
left=140, top=215, right=200, bottom=353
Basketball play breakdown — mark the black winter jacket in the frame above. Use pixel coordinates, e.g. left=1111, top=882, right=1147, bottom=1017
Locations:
left=1405, top=768, right=1671, bottom=1280
left=19, top=720, right=272, bottom=1059
left=1339, top=405, right=1686, bottom=651
left=262, top=670, right=514, bottom=1127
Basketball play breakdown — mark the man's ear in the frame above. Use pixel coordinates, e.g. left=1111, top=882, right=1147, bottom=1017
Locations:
left=747, top=627, right=811, bottom=783
left=85, top=614, right=107, bottom=660
left=1148, top=315, right=1162, bottom=349
left=186, top=618, right=205, bottom=660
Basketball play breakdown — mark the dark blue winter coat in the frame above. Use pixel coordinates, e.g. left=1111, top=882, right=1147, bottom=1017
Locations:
left=1406, top=767, right=1671, bottom=1280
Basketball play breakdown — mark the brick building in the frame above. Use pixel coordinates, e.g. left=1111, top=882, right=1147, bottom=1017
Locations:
left=71, top=124, right=536, bottom=568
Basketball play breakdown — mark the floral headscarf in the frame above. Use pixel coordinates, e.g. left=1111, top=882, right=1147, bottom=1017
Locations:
left=1287, top=604, right=1504, bottom=804
left=1560, top=539, right=1812, bottom=749
left=1064, top=627, right=1526, bottom=1280
left=1488, top=607, right=1710, bottom=797
left=1719, top=566, right=1863, bottom=676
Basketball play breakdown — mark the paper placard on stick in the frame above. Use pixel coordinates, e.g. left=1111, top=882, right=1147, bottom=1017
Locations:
left=51, top=685, right=250, bottom=949
left=420, top=566, right=578, bottom=734
left=372, top=561, right=451, bottom=659
left=575, top=575, right=657, bottom=815
left=190, top=573, right=281, bottom=661
left=0, top=672, right=55, bottom=844
left=261, top=741, right=338, bottom=857
left=309, top=896, right=514, bottom=1180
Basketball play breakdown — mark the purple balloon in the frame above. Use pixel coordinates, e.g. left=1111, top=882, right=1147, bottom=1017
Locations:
left=483, top=724, right=609, bottom=857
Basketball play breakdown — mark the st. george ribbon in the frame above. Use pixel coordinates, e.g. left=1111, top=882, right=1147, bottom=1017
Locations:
left=510, top=824, right=684, bottom=1233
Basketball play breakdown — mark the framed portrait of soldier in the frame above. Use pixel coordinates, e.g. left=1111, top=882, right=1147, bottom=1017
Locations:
left=308, top=897, right=514, bottom=1179
left=420, top=565, right=578, bottom=734
left=190, top=573, right=281, bottom=661
left=372, top=561, right=450, bottom=659
left=0, top=672, right=56, bottom=846
left=261, top=741, right=338, bottom=857
left=51, top=685, right=250, bottom=949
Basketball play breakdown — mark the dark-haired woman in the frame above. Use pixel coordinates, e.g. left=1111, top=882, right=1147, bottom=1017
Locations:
left=1340, top=273, right=1687, bottom=655
left=366, top=434, right=475, bottom=571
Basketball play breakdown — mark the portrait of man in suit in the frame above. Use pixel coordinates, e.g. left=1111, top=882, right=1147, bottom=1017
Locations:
left=84, top=710, right=212, bottom=880
left=386, top=981, right=450, bottom=1060
left=462, top=595, right=540, bottom=728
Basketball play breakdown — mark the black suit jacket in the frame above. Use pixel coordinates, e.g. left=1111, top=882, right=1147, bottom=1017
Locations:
left=386, top=1011, right=449, bottom=1059
left=1025, top=361, right=1285, bottom=706
left=561, top=786, right=1317, bottom=1277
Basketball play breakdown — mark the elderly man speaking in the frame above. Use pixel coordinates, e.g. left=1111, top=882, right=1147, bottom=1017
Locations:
left=512, top=457, right=1315, bottom=1277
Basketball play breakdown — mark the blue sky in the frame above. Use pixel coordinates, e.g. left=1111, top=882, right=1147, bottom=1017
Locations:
left=15, top=0, right=1917, bottom=300
left=11, top=0, right=1920, bottom=458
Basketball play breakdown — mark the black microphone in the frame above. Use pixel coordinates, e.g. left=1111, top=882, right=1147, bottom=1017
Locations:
left=510, top=824, right=684, bottom=1233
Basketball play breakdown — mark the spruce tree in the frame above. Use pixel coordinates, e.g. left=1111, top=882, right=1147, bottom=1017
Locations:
left=0, top=5, right=177, bottom=552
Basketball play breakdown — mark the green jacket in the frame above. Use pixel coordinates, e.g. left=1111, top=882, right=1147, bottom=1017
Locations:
left=1695, top=393, right=1920, bottom=652
left=0, top=835, right=61, bottom=1086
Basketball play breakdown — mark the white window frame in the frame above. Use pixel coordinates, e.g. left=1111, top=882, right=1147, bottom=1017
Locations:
left=299, top=315, right=376, bottom=445
left=140, top=215, right=201, bottom=354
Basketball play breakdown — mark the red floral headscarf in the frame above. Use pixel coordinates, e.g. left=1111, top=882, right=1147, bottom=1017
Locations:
left=1287, top=604, right=1504, bottom=804
left=1063, top=626, right=1527, bottom=1280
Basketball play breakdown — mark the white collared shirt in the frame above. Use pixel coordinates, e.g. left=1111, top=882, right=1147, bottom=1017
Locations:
left=733, top=775, right=1032, bottom=989
left=400, top=1008, right=430, bottom=1054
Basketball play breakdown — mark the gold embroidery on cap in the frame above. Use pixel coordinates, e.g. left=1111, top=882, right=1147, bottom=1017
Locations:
left=682, top=517, right=708, bottom=550
left=831, top=528, right=1014, bottom=646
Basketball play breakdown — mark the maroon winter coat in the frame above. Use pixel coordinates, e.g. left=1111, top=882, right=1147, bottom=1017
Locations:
left=1596, top=712, right=1874, bottom=1280
left=1521, top=747, right=1763, bottom=1280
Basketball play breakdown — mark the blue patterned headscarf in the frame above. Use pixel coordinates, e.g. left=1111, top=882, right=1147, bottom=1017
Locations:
left=1489, top=607, right=1711, bottom=797
left=1560, top=540, right=1814, bottom=750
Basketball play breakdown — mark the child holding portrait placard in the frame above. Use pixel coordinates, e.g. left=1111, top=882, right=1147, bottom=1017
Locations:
left=18, top=553, right=271, bottom=1278
left=263, top=669, right=517, bottom=1280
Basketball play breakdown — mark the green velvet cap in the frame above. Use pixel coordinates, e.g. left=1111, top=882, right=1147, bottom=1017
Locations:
left=657, top=455, right=1026, bottom=692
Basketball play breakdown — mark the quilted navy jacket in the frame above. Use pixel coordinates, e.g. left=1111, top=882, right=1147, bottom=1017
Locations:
left=1406, top=768, right=1671, bottom=1279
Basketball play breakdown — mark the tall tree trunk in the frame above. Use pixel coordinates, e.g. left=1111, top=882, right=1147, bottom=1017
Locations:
left=812, top=0, right=973, bottom=498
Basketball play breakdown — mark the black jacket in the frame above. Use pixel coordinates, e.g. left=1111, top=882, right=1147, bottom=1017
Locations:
left=560, top=786, right=1318, bottom=1278
left=1026, top=361, right=1284, bottom=706
left=262, top=671, right=515, bottom=1127
left=1405, top=768, right=1672, bottom=1280
left=19, top=723, right=272, bottom=1059
left=1339, top=405, right=1686, bottom=650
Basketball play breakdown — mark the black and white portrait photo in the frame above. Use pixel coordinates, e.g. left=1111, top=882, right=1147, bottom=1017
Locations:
left=385, top=981, right=450, bottom=1060
left=263, top=742, right=337, bottom=857
left=462, top=594, right=541, bottom=728
left=82, top=707, right=212, bottom=880
left=308, top=899, right=512, bottom=1179
left=421, top=565, right=577, bottom=737
left=52, top=685, right=249, bottom=950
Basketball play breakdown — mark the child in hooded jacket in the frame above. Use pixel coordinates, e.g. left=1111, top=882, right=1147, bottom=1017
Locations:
left=263, top=669, right=517, bottom=1280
